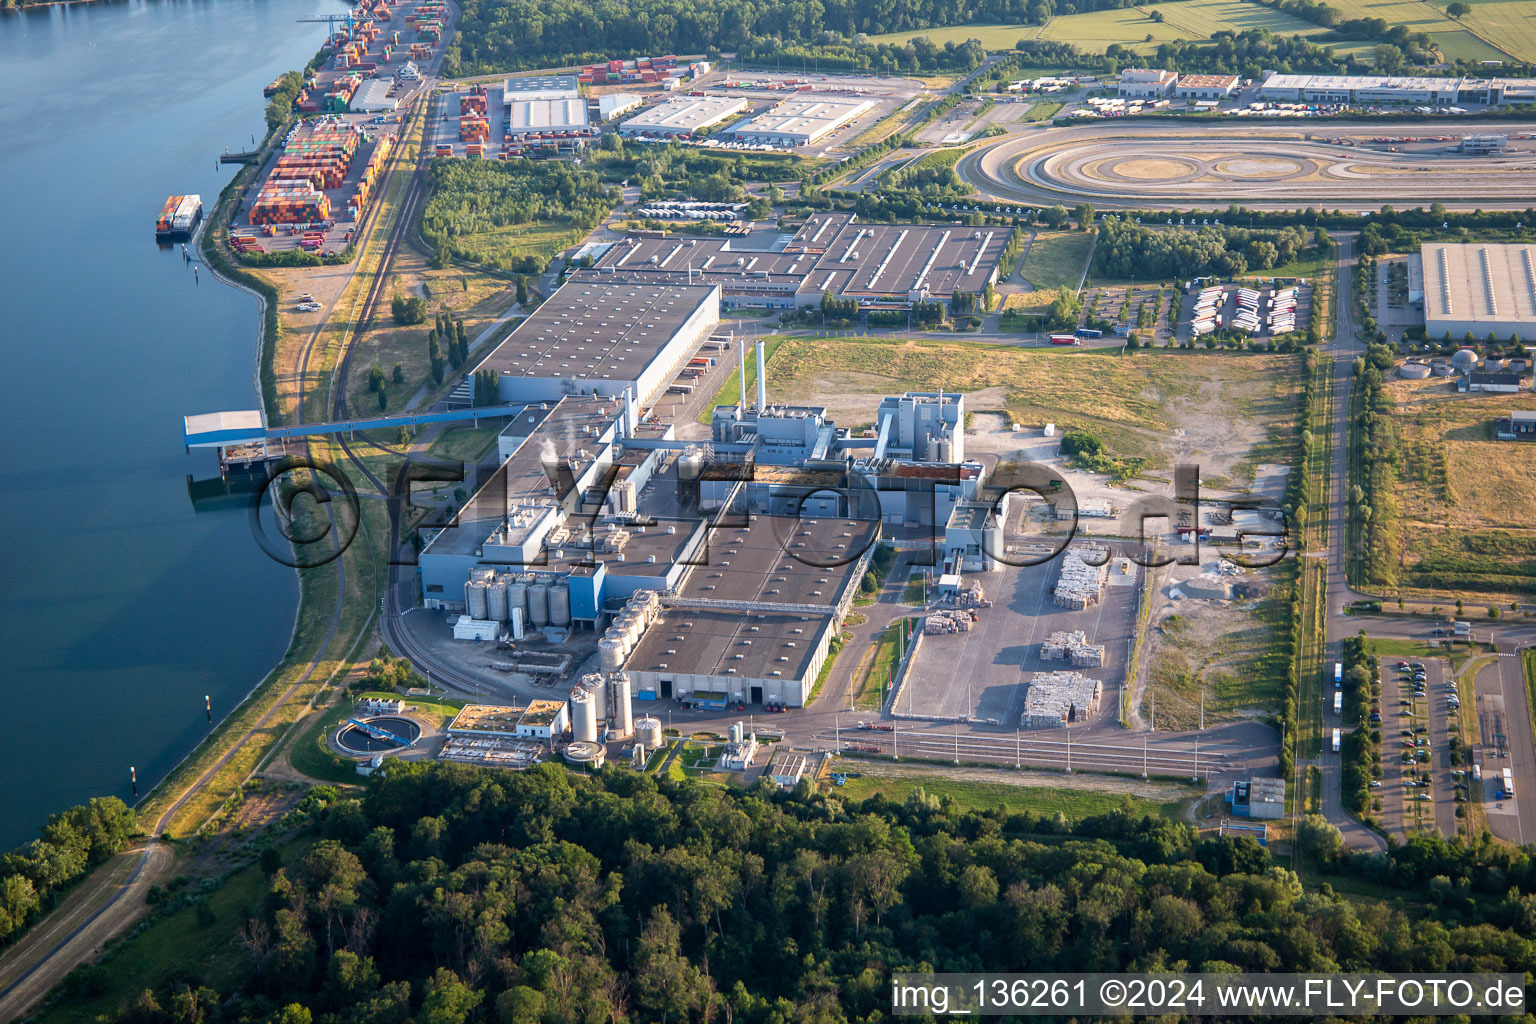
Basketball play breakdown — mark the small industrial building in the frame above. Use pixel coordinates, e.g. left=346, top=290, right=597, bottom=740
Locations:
left=766, top=749, right=810, bottom=788
left=1467, top=371, right=1524, bottom=393
left=1174, top=73, right=1239, bottom=100
left=503, top=74, right=581, bottom=102
left=1458, top=134, right=1508, bottom=155
left=724, top=98, right=874, bottom=146
left=1496, top=409, right=1536, bottom=440
left=1420, top=243, right=1536, bottom=340
left=350, top=80, right=398, bottom=113
left=473, top=281, right=720, bottom=407
left=1231, top=777, right=1286, bottom=819
left=596, top=93, right=643, bottom=121
left=619, top=96, right=751, bottom=138
left=358, top=696, right=406, bottom=715
left=1117, top=68, right=1178, bottom=98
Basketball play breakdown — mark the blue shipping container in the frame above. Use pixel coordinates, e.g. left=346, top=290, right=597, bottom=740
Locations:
left=636, top=690, right=659, bottom=701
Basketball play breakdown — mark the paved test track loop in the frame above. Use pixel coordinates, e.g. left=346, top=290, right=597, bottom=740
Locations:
left=958, top=122, right=1536, bottom=210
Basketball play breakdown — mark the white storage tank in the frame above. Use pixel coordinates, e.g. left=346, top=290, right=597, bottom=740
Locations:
left=465, top=581, right=489, bottom=620
left=584, top=673, right=608, bottom=720
left=599, top=635, right=626, bottom=672
left=636, top=715, right=664, bottom=748
left=549, top=583, right=571, bottom=626
left=487, top=580, right=509, bottom=622
left=608, top=672, right=633, bottom=737
left=571, top=689, right=599, bottom=742
left=529, top=583, right=550, bottom=627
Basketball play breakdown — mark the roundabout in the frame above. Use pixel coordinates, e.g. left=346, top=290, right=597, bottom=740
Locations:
left=957, top=122, right=1536, bottom=209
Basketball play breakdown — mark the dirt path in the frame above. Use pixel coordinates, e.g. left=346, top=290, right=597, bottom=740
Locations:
left=0, top=843, right=174, bottom=1021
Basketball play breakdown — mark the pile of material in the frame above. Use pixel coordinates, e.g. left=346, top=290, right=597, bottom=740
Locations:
left=924, top=610, right=973, bottom=635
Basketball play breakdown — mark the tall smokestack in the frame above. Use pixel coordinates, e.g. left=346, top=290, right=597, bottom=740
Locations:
left=622, top=386, right=634, bottom=439
left=755, top=338, right=767, bottom=411
left=738, top=338, right=748, bottom=411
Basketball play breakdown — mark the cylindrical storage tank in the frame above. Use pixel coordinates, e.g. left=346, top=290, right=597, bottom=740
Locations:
left=465, top=581, right=489, bottom=620
left=528, top=583, right=550, bottom=627
left=487, top=580, right=509, bottom=622
left=599, top=636, right=625, bottom=672
left=571, top=690, right=599, bottom=742
left=636, top=715, right=663, bottom=748
left=609, top=672, right=633, bottom=737
left=1399, top=361, right=1431, bottom=379
left=1484, top=356, right=1505, bottom=373
left=507, top=579, right=528, bottom=622
left=549, top=584, right=571, bottom=626
left=586, top=676, right=608, bottom=721
left=1452, top=348, right=1479, bottom=373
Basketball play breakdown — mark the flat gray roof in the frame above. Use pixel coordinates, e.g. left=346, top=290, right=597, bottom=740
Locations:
left=503, top=75, right=580, bottom=99
left=475, top=281, right=716, bottom=384
left=1423, top=243, right=1536, bottom=327
left=508, top=98, right=590, bottom=133
left=620, top=96, right=750, bottom=134
left=624, top=607, right=832, bottom=682
left=677, top=515, right=870, bottom=608
left=800, top=220, right=1008, bottom=301
left=422, top=396, right=622, bottom=558
left=586, top=236, right=810, bottom=287
left=726, top=98, right=873, bottom=142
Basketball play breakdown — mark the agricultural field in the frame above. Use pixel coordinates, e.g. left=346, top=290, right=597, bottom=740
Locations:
left=1385, top=378, right=1536, bottom=599
left=1032, top=7, right=1201, bottom=52
left=867, top=23, right=1049, bottom=50
left=1318, top=0, right=1520, bottom=61
left=756, top=336, right=1300, bottom=474
left=1016, top=229, right=1095, bottom=291
left=1145, top=0, right=1376, bottom=58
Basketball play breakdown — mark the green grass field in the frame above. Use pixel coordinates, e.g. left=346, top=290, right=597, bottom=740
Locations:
left=1320, top=0, right=1522, bottom=60
left=1018, top=230, right=1095, bottom=292
left=1032, top=7, right=1201, bottom=52
left=836, top=771, right=1192, bottom=819
left=428, top=423, right=502, bottom=464
left=867, top=23, right=1043, bottom=49
left=1456, top=2, right=1536, bottom=62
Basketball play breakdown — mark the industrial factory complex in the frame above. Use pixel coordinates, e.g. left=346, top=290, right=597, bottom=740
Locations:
left=573, top=212, right=1007, bottom=310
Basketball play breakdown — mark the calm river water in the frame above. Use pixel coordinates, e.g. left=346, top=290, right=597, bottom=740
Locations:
left=0, top=0, right=347, bottom=849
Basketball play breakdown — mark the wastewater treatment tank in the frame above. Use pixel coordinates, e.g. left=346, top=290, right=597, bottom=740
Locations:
left=336, top=716, right=421, bottom=753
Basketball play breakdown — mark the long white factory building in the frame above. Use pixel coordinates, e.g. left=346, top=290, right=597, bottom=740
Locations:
left=1259, top=72, right=1536, bottom=105
left=1419, top=242, right=1536, bottom=340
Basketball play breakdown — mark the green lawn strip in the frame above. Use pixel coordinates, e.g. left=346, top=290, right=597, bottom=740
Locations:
left=837, top=773, right=1187, bottom=819
left=1018, top=230, right=1095, bottom=292
left=427, top=423, right=502, bottom=464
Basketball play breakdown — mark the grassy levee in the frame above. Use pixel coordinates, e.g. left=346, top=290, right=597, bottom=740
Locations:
left=835, top=770, right=1191, bottom=818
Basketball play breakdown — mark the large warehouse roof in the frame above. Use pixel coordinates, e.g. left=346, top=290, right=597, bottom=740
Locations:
left=623, top=608, right=833, bottom=682
left=476, top=282, right=718, bottom=384
left=503, top=75, right=580, bottom=101
left=677, top=516, right=869, bottom=608
left=507, top=97, right=590, bottom=134
left=726, top=98, right=873, bottom=144
left=620, top=96, right=750, bottom=135
left=794, top=214, right=1007, bottom=302
left=1422, top=243, right=1536, bottom=332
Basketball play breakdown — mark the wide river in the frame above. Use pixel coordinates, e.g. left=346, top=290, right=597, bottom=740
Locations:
left=0, top=0, right=347, bottom=850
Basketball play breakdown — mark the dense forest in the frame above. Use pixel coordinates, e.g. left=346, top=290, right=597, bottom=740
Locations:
left=447, top=0, right=1169, bottom=74
left=0, top=797, right=137, bottom=946
left=73, top=762, right=1536, bottom=1024
left=1092, top=216, right=1317, bottom=281
left=420, top=159, right=617, bottom=272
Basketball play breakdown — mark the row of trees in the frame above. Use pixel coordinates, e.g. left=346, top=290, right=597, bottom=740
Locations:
left=1350, top=319, right=1402, bottom=588
left=0, top=797, right=136, bottom=946
left=1276, top=347, right=1322, bottom=784
left=77, top=761, right=1536, bottom=1024
left=445, top=0, right=1152, bottom=75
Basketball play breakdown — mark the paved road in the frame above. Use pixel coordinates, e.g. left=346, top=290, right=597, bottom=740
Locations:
left=1478, top=653, right=1536, bottom=844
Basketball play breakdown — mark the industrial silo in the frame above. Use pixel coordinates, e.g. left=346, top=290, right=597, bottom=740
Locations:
left=528, top=582, right=550, bottom=627
left=599, top=634, right=626, bottom=672
left=506, top=577, right=528, bottom=624
left=636, top=715, right=664, bottom=749
left=549, top=583, right=571, bottom=626
left=465, top=581, right=489, bottom=620
left=487, top=579, right=509, bottom=622
left=608, top=672, right=633, bottom=738
left=1484, top=356, right=1506, bottom=373
left=571, top=689, right=599, bottom=743
left=580, top=672, right=608, bottom=721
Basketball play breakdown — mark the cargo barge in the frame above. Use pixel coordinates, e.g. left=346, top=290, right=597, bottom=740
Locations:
left=155, top=194, right=203, bottom=239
